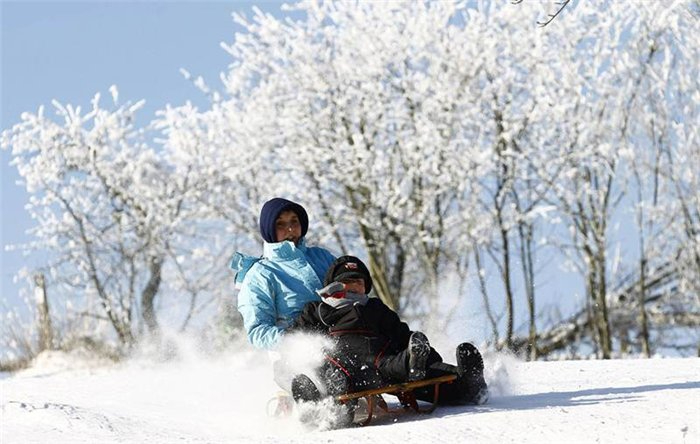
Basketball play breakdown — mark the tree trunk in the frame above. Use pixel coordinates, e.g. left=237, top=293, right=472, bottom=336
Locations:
left=633, top=164, right=652, bottom=357
left=141, top=257, right=163, bottom=335
left=638, top=257, right=651, bottom=357
left=499, top=225, right=515, bottom=351
left=366, top=249, right=399, bottom=310
left=355, top=223, right=399, bottom=312
left=474, top=247, right=500, bottom=346
left=70, top=200, right=134, bottom=346
left=518, top=221, right=537, bottom=360
left=346, top=188, right=402, bottom=311
left=584, top=261, right=600, bottom=357
left=492, top=106, right=516, bottom=351
left=593, top=245, right=612, bottom=359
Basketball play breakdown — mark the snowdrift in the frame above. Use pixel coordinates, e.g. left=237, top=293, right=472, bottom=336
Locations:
left=1, top=345, right=698, bottom=443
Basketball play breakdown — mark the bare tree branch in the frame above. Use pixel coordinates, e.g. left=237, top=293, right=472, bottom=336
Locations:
left=538, top=0, right=572, bottom=27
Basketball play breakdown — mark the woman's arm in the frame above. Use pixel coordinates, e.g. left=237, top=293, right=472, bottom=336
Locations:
left=237, top=268, right=285, bottom=349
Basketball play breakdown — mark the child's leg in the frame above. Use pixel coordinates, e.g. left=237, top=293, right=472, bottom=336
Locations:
left=322, top=353, right=386, bottom=394
left=412, top=344, right=489, bottom=405
left=407, top=332, right=431, bottom=381
left=414, top=361, right=464, bottom=405
left=377, top=332, right=435, bottom=382
left=376, top=350, right=410, bottom=381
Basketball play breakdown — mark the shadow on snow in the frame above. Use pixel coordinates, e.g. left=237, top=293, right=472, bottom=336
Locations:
left=361, top=381, right=699, bottom=426
left=449, top=381, right=700, bottom=414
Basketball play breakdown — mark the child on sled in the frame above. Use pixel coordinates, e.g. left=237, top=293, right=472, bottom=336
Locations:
left=287, top=255, right=489, bottom=407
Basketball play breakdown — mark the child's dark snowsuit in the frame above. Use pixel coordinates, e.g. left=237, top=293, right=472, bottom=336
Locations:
left=293, top=296, right=442, bottom=385
left=290, top=256, right=487, bottom=405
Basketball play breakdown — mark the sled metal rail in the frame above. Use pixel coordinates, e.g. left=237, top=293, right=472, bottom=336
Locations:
left=336, top=374, right=457, bottom=426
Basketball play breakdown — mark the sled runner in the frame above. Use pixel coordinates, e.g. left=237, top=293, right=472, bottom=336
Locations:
left=267, top=390, right=295, bottom=418
left=268, top=373, right=457, bottom=427
left=336, top=373, right=457, bottom=426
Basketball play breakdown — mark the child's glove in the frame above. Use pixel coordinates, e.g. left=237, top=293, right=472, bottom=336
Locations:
left=316, top=281, right=346, bottom=298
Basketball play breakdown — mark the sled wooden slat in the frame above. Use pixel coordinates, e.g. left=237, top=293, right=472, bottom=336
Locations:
left=336, top=374, right=457, bottom=402
left=336, top=374, right=457, bottom=426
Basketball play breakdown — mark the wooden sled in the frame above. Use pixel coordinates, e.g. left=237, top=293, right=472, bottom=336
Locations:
left=267, top=374, right=457, bottom=427
left=336, top=374, right=457, bottom=426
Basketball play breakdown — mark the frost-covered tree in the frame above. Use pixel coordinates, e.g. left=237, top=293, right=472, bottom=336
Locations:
left=2, top=94, right=153, bottom=345
left=3, top=0, right=698, bottom=360
left=519, top=1, right=700, bottom=358
left=0, top=90, right=226, bottom=348
left=623, top=2, right=700, bottom=354
left=168, top=2, right=497, bottom=316
left=454, top=2, right=560, bottom=353
left=155, top=0, right=699, bottom=356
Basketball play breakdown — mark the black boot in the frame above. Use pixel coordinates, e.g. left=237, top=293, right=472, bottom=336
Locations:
left=291, top=374, right=321, bottom=403
left=324, top=367, right=350, bottom=396
left=408, top=332, right=431, bottom=381
left=322, top=367, right=357, bottom=428
left=456, top=343, right=489, bottom=405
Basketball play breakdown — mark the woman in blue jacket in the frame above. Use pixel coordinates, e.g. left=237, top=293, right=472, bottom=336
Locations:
left=233, top=197, right=336, bottom=350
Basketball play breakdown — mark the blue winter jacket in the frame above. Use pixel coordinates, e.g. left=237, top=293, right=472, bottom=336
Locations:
left=233, top=238, right=335, bottom=349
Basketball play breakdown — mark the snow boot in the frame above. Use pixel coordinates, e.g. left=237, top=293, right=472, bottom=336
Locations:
left=324, top=367, right=351, bottom=396
left=321, top=366, right=357, bottom=428
left=456, top=342, right=483, bottom=375
left=408, top=332, right=431, bottom=381
left=456, top=342, right=489, bottom=405
left=291, top=374, right=321, bottom=403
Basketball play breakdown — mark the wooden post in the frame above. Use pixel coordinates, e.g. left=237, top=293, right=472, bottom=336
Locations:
left=34, top=273, right=53, bottom=351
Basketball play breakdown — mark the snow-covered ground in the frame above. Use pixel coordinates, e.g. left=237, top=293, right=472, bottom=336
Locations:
left=1, top=344, right=698, bottom=444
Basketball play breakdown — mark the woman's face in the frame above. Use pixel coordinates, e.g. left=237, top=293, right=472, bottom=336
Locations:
left=275, top=210, right=302, bottom=244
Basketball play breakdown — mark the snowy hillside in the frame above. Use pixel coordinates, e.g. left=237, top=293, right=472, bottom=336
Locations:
left=1, top=345, right=698, bottom=444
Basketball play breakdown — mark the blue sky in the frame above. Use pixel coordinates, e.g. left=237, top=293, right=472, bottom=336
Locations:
left=1, top=1, right=287, bottom=307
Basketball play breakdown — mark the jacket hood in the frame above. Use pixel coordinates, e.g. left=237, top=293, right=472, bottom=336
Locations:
left=258, top=198, right=309, bottom=243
